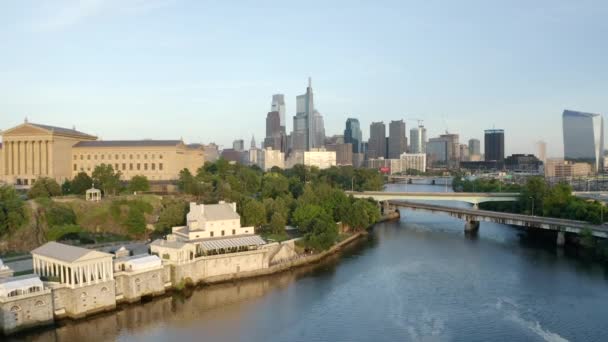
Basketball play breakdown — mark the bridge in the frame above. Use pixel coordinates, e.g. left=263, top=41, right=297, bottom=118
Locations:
left=387, top=175, right=452, bottom=185
left=347, top=191, right=520, bottom=205
left=387, top=200, right=608, bottom=245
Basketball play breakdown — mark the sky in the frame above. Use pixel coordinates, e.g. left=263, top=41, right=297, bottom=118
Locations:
left=1, top=0, right=607, bottom=157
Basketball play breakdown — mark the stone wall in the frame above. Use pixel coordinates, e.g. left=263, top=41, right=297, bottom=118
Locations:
left=52, top=281, right=116, bottom=319
left=0, top=291, right=54, bottom=335
left=115, top=268, right=165, bottom=303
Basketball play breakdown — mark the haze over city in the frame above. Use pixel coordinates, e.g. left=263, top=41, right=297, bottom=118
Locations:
left=2, top=0, right=608, bottom=156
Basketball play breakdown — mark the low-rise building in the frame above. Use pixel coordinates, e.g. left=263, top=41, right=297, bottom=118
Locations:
left=545, top=159, right=592, bottom=178
left=0, top=260, right=13, bottom=278
left=113, top=254, right=168, bottom=303
left=504, top=154, right=542, bottom=172
left=257, top=147, right=284, bottom=171
left=366, top=153, right=426, bottom=174
left=0, top=275, right=53, bottom=335
left=326, top=143, right=353, bottom=166
left=304, top=148, right=336, bottom=169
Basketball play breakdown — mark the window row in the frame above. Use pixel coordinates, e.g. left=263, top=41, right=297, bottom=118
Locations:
left=74, top=153, right=164, bottom=161
left=74, top=163, right=164, bottom=172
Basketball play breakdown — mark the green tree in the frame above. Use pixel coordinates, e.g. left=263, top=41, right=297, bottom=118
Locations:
left=125, top=208, right=146, bottom=235
left=28, top=177, right=62, bottom=198
left=0, top=185, right=27, bottom=236
left=155, top=199, right=187, bottom=233
left=242, top=200, right=266, bottom=228
left=71, top=172, right=93, bottom=195
left=92, top=164, right=121, bottom=195
left=129, top=175, right=150, bottom=192
left=269, top=211, right=287, bottom=234
left=292, top=204, right=332, bottom=234
left=261, top=173, right=290, bottom=198
left=61, top=180, right=72, bottom=195
left=305, top=216, right=339, bottom=251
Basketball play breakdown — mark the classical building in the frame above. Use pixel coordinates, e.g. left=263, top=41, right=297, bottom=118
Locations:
left=304, top=148, right=336, bottom=169
left=0, top=121, right=205, bottom=187
left=1, top=121, right=96, bottom=186
left=0, top=274, right=53, bottom=335
left=71, top=140, right=204, bottom=181
left=113, top=254, right=168, bottom=303
left=162, top=202, right=263, bottom=257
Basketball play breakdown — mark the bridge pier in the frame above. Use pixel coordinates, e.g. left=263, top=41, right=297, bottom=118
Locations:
left=556, top=231, right=565, bottom=247
left=472, top=203, right=479, bottom=210
left=465, top=220, right=480, bottom=233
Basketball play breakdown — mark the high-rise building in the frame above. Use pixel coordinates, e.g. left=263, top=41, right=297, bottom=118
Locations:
left=295, top=78, right=318, bottom=150
left=536, top=140, right=547, bottom=164
left=459, top=144, right=470, bottom=161
left=368, top=122, right=386, bottom=159
left=468, top=139, right=481, bottom=156
left=264, top=111, right=284, bottom=151
left=562, top=109, right=604, bottom=172
left=313, top=110, right=325, bottom=148
left=484, top=129, right=504, bottom=162
left=233, top=139, right=244, bottom=152
left=409, top=125, right=427, bottom=154
left=271, top=94, right=286, bottom=129
left=292, top=113, right=308, bottom=151
left=439, top=133, right=460, bottom=167
left=427, top=138, right=448, bottom=166
left=388, top=120, right=407, bottom=159
left=326, top=143, right=353, bottom=166
left=344, top=118, right=363, bottom=154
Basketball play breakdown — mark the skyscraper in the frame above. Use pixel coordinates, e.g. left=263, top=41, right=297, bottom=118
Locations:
left=536, top=140, right=547, bottom=164
left=271, top=94, right=286, bottom=129
left=563, top=109, right=604, bottom=171
left=409, top=125, right=427, bottom=154
left=439, top=132, right=460, bottom=166
left=427, top=138, right=448, bottom=165
left=344, top=118, right=363, bottom=154
left=233, top=139, right=244, bottom=152
left=388, top=120, right=407, bottom=158
left=484, top=129, right=505, bottom=162
left=314, top=110, right=325, bottom=148
left=264, top=111, right=283, bottom=151
left=468, top=139, right=481, bottom=156
left=368, top=122, right=386, bottom=159
left=292, top=113, right=308, bottom=151
left=295, top=78, right=317, bottom=150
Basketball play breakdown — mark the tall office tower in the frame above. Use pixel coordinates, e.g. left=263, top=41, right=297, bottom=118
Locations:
left=292, top=113, right=308, bottom=151
left=251, top=135, right=256, bottom=149
left=563, top=109, right=604, bottom=171
left=427, top=138, right=448, bottom=166
left=468, top=138, right=481, bottom=156
left=344, top=118, right=363, bottom=154
left=264, top=111, right=283, bottom=150
left=388, top=120, right=407, bottom=158
left=536, top=140, right=547, bottom=163
left=233, top=139, right=244, bottom=152
left=484, top=129, right=505, bottom=162
left=439, top=133, right=460, bottom=164
left=271, top=94, right=286, bottom=129
left=296, top=78, right=316, bottom=150
left=409, top=125, right=427, bottom=154
left=459, top=144, right=470, bottom=161
left=314, top=110, right=325, bottom=148
left=368, top=122, right=387, bottom=159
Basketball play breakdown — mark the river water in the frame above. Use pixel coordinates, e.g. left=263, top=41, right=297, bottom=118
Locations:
left=14, top=184, right=608, bottom=342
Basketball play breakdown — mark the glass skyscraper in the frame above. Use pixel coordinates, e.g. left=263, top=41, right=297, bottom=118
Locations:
left=344, top=118, right=362, bottom=153
left=562, top=109, right=604, bottom=171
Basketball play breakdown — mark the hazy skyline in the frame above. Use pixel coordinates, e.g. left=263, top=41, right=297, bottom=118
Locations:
left=1, top=0, right=608, bottom=157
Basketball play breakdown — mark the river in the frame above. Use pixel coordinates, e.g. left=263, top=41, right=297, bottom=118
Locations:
left=13, top=184, right=608, bottom=342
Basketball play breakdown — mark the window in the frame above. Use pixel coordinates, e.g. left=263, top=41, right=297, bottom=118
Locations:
left=94, top=155, right=97, bottom=160
left=129, top=164, right=133, bottom=170
left=159, top=154, right=163, bottom=159
left=115, top=163, right=119, bottom=170
left=210, top=231, right=214, bottom=237
left=10, top=305, right=21, bottom=312
left=159, top=163, right=163, bottom=170
left=151, top=163, right=155, bottom=170
left=35, top=300, right=45, bottom=307
left=137, top=163, right=141, bottom=170
left=122, top=154, right=126, bottom=159
left=221, top=230, right=225, bottom=236
left=101, top=154, right=105, bottom=160
left=87, top=155, right=90, bottom=160
left=122, top=163, right=126, bottom=171
left=144, top=154, right=148, bottom=159
left=144, top=163, right=148, bottom=170
left=232, top=229, right=235, bottom=235
left=115, top=154, right=119, bottom=160
left=74, top=164, right=77, bottom=171
left=129, top=154, right=133, bottom=159
left=80, top=155, right=83, bottom=160
left=137, top=154, right=140, bottom=159
left=101, top=287, right=108, bottom=293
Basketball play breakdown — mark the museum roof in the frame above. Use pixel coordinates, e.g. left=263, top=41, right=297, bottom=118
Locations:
left=196, top=235, right=266, bottom=251
left=29, top=123, right=96, bottom=139
left=31, top=242, right=112, bottom=263
left=73, top=140, right=183, bottom=148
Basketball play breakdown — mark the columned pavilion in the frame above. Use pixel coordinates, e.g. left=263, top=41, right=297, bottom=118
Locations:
left=31, top=242, right=114, bottom=288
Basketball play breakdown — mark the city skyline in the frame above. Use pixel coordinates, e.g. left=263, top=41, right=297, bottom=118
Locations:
left=2, top=1, right=608, bottom=156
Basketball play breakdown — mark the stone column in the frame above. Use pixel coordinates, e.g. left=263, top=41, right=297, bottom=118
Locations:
left=70, top=267, right=75, bottom=287
left=10, top=141, right=15, bottom=175
left=48, top=140, right=53, bottom=177
left=24, top=141, right=28, bottom=177
left=557, top=231, right=565, bottom=247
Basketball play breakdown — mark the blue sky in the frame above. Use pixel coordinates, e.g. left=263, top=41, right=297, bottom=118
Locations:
left=1, top=0, right=607, bottom=157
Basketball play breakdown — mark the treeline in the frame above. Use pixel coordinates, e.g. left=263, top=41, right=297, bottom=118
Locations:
left=177, top=160, right=383, bottom=250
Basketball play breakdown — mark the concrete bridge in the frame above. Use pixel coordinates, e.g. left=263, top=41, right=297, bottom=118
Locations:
left=387, top=200, right=608, bottom=245
left=347, top=191, right=520, bottom=206
left=387, top=175, right=452, bottom=185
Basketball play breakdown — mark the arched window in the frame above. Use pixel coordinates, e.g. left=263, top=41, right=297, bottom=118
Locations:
left=100, top=287, right=108, bottom=293
left=10, top=305, right=21, bottom=312
left=35, top=300, right=45, bottom=307
left=80, top=292, right=87, bottom=298
left=8, top=289, right=22, bottom=297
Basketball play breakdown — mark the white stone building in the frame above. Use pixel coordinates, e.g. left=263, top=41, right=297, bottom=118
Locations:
left=304, top=148, right=336, bottom=169
left=258, top=147, right=284, bottom=171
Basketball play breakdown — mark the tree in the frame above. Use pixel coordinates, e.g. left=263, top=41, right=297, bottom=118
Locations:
left=269, top=211, right=287, bottom=235
left=61, top=180, right=72, bottom=195
left=305, top=216, right=339, bottom=251
left=71, top=172, right=93, bottom=195
left=242, top=200, right=266, bottom=228
left=261, top=173, right=290, bottom=198
left=92, top=164, right=121, bottom=195
left=292, top=204, right=331, bottom=234
left=125, top=208, right=146, bottom=235
left=129, top=175, right=150, bottom=192
left=28, top=177, right=62, bottom=198
left=0, top=185, right=27, bottom=236
left=155, top=199, right=187, bottom=233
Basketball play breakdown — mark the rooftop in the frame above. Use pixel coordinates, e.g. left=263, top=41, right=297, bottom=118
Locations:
left=196, top=235, right=266, bottom=252
left=29, top=122, right=97, bottom=139
left=73, top=140, right=183, bottom=148
left=32, top=241, right=112, bottom=263
left=150, top=239, right=191, bottom=250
